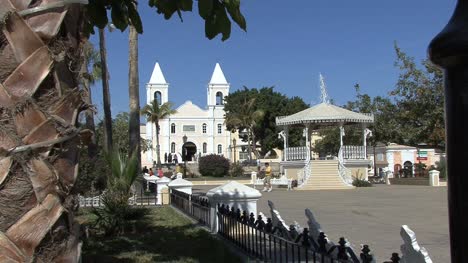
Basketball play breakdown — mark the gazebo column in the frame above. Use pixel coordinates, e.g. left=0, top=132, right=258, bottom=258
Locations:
left=278, top=127, right=289, bottom=161
left=304, top=126, right=310, bottom=161
left=339, top=125, right=345, bottom=160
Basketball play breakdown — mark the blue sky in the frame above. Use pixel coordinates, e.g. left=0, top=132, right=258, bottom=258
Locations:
left=89, top=0, right=456, bottom=121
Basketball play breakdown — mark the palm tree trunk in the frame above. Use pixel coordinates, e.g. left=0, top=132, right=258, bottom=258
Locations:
left=99, top=28, right=113, bottom=153
left=251, top=129, right=261, bottom=158
left=0, top=2, right=85, bottom=261
left=247, top=130, right=252, bottom=161
left=128, top=25, right=141, bottom=170
left=155, top=123, right=162, bottom=167
left=81, top=48, right=98, bottom=158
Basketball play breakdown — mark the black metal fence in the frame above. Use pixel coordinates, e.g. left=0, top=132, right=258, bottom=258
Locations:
left=170, top=189, right=211, bottom=227
left=217, top=204, right=402, bottom=263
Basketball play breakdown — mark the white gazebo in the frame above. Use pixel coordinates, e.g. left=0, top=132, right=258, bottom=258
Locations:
left=275, top=75, right=374, bottom=190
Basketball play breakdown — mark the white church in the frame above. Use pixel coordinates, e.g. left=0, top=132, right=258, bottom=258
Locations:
left=141, top=63, right=237, bottom=167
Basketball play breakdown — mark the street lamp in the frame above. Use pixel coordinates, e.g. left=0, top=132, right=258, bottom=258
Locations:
left=183, top=135, right=187, bottom=178
left=233, top=138, right=237, bottom=163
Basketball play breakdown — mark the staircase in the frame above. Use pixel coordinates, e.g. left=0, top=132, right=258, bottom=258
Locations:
left=298, top=160, right=354, bottom=190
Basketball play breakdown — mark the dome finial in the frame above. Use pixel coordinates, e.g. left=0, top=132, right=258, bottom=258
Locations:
left=319, top=73, right=330, bottom=104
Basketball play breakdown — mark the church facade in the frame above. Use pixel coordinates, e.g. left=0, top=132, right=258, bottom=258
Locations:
left=141, top=63, right=236, bottom=167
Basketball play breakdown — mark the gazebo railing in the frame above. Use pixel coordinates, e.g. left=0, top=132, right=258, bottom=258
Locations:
left=338, top=148, right=353, bottom=186
left=342, top=145, right=366, bottom=160
left=284, top=146, right=309, bottom=161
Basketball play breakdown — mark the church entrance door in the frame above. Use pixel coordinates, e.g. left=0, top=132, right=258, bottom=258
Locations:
left=182, top=142, right=197, bottom=161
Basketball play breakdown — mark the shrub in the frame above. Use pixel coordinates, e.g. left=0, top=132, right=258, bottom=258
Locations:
left=199, top=154, right=230, bottom=177
left=352, top=171, right=372, bottom=187
left=229, top=162, right=244, bottom=177
left=352, top=177, right=373, bottom=187
left=352, top=178, right=373, bottom=187
left=91, top=150, right=141, bottom=235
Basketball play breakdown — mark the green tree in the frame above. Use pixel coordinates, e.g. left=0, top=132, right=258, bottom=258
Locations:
left=128, top=22, right=141, bottom=171
left=392, top=43, right=445, bottom=148
left=224, top=87, right=308, bottom=156
left=77, top=113, right=152, bottom=195
left=141, top=101, right=177, bottom=167
left=225, top=98, right=264, bottom=159
left=80, top=41, right=102, bottom=158
left=345, top=84, right=401, bottom=146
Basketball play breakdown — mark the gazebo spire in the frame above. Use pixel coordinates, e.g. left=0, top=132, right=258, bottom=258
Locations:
left=319, top=73, right=330, bottom=104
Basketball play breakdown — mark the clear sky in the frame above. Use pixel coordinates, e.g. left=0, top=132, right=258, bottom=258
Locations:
left=89, top=0, right=456, bottom=121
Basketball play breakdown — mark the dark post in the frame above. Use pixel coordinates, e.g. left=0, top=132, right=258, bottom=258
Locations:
left=183, top=134, right=188, bottom=178
left=429, top=1, right=468, bottom=261
left=233, top=138, right=237, bottom=163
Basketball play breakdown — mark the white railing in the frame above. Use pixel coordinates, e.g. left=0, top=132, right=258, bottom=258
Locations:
left=284, top=146, right=309, bottom=161
left=297, top=160, right=311, bottom=188
left=338, top=148, right=353, bottom=186
left=342, top=145, right=366, bottom=159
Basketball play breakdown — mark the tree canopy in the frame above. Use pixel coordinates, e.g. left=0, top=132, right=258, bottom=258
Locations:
left=313, top=44, right=445, bottom=156
left=224, top=87, right=309, bottom=156
left=85, top=0, right=247, bottom=41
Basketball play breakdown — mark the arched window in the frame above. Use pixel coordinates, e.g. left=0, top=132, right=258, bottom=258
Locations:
left=217, top=144, right=222, bottom=154
left=203, top=143, right=207, bottom=153
left=171, top=123, right=176, bottom=134
left=202, top=123, right=207, bottom=134
left=171, top=142, right=175, bottom=153
left=154, top=91, right=162, bottom=105
left=216, top=91, right=223, bottom=105
left=217, top=124, right=222, bottom=134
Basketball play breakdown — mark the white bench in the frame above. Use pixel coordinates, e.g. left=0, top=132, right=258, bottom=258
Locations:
left=251, top=172, right=293, bottom=190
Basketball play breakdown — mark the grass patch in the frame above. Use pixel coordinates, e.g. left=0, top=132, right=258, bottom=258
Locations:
left=80, top=206, right=242, bottom=263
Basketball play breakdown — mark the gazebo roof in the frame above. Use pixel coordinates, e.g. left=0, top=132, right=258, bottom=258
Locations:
left=276, top=102, right=374, bottom=126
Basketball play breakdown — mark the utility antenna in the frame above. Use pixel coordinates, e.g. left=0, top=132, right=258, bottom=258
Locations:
left=319, top=73, right=330, bottom=104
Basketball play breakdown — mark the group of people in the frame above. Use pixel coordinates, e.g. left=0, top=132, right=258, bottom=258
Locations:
left=142, top=166, right=163, bottom=178
left=164, top=153, right=179, bottom=164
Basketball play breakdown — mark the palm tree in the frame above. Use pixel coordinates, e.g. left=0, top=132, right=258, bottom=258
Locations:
left=141, top=100, right=177, bottom=168
left=80, top=41, right=102, bottom=158
left=128, top=24, right=141, bottom=171
left=99, top=27, right=113, bottom=153
left=225, top=98, right=264, bottom=161
left=0, top=3, right=87, bottom=261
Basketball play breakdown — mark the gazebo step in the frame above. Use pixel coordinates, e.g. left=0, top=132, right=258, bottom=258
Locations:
left=298, top=186, right=355, bottom=190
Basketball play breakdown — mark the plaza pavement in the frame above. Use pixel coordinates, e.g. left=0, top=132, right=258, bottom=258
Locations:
left=192, top=184, right=449, bottom=262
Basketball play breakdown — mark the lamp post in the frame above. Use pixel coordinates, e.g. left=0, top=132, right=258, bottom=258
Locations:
left=233, top=138, right=237, bottom=163
left=182, top=134, right=187, bottom=178
left=429, top=2, right=468, bottom=261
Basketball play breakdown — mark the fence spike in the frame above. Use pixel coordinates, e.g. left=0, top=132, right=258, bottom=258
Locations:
left=230, top=206, right=236, bottom=218
left=360, top=244, right=373, bottom=263
left=337, top=237, right=349, bottom=260
left=390, top=252, right=401, bottom=263
left=236, top=208, right=241, bottom=220
left=266, top=218, right=273, bottom=233
left=255, top=214, right=265, bottom=230
left=241, top=210, right=248, bottom=224
left=317, top=232, right=328, bottom=253
left=249, top=213, right=256, bottom=226
left=301, top=228, right=311, bottom=247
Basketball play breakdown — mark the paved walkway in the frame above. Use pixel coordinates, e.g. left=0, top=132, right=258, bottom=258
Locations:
left=192, top=184, right=449, bottom=262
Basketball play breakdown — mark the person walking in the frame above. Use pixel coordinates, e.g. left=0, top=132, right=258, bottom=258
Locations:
left=262, top=163, right=273, bottom=192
